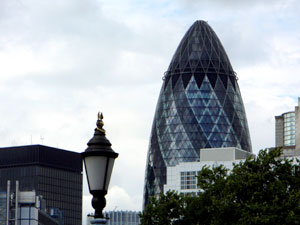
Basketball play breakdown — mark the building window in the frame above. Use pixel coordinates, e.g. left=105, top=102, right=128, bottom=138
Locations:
left=284, top=112, right=295, bottom=146
left=180, top=171, right=198, bottom=190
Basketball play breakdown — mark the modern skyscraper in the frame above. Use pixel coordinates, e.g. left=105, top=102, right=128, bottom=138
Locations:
left=0, top=145, right=82, bottom=225
left=143, top=20, right=252, bottom=206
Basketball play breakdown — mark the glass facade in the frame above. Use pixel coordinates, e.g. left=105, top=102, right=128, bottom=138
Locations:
left=283, top=112, right=295, bottom=146
left=143, top=20, right=252, bottom=206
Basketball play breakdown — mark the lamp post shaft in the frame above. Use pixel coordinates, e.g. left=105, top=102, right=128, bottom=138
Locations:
left=91, top=191, right=107, bottom=218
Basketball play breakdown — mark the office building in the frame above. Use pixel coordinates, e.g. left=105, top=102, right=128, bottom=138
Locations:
left=0, top=145, right=82, bottom=225
left=275, top=97, right=300, bottom=157
left=143, top=20, right=252, bottom=206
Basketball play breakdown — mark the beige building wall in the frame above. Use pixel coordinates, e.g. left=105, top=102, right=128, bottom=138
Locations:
left=295, top=98, right=300, bottom=155
left=275, top=116, right=284, bottom=147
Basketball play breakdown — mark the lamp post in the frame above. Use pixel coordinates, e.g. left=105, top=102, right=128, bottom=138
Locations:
left=82, top=112, right=119, bottom=224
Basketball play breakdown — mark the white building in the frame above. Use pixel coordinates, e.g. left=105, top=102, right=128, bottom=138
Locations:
left=164, top=147, right=253, bottom=194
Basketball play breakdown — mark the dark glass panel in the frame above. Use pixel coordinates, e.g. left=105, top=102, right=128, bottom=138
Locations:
left=164, top=76, right=171, bottom=90
left=182, top=74, right=192, bottom=88
left=207, top=73, right=217, bottom=88
left=172, top=74, right=180, bottom=89
left=229, top=76, right=236, bottom=91
left=219, top=74, right=228, bottom=89
left=193, top=73, right=205, bottom=89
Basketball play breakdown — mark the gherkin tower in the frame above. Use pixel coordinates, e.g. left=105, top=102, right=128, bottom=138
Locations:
left=143, top=21, right=252, bottom=206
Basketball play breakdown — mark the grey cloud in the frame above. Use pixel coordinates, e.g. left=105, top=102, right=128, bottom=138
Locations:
left=0, top=0, right=133, bottom=52
left=0, top=0, right=174, bottom=90
left=214, top=20, right=272, bottom=70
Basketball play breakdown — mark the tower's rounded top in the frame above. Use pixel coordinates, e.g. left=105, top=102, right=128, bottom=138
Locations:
left=166, top=20, right=234, bottom=76
left=194, top=20, right=208, bottom=24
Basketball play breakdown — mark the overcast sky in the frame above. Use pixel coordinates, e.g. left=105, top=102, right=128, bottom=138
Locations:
left=1, top=0, right=300, bottom=223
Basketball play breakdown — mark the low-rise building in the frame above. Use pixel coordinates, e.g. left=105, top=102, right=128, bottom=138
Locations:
left=0, top=180, right=63, bottom=225
left=87, top=211, right=141, bottom=225
left=164, top=147, right=253, bottom=194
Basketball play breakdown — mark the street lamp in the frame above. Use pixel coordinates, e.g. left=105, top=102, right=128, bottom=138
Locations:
left=82, top=112, right=119, bottom=221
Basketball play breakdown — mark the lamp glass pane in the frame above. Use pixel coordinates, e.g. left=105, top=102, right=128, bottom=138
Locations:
left=85, top=156, right=107, bottom=191
left=104, top=158, right=115, bottom=190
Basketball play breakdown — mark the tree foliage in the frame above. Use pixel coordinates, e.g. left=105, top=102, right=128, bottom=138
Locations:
left=140, top=149, right=300, bottom=225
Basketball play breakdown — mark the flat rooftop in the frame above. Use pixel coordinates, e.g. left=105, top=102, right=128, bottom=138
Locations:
left=0, top=145, right=82, bottom=173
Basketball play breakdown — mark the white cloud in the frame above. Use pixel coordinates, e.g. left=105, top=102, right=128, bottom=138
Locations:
left=106, top=185, right=142, bottom=211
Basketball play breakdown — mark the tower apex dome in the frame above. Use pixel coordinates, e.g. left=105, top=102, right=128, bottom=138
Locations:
left=167, top=20, right=234, bottom=78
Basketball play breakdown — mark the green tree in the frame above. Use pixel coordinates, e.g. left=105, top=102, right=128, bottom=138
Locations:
left=140, top=148, right=300, bottom=225
left=140, top=191, right=185, bottom=225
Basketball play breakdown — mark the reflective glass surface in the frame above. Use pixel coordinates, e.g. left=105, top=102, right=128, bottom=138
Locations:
left=143, top=20, right=252, bottom=206
left=284, top=112, right=295, bottom=146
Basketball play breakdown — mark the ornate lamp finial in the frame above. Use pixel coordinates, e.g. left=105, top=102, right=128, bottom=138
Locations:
left=96, top=112, right=106, bottom=134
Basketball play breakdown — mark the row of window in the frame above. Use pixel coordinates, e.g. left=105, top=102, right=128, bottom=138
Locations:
left=284, top=139, right=295, bottom=146
left=180, top=171, right=198, bottom=190
left=284, top=112, right=295, bottom=119
left=38, top=167, right=82, bottom=182
left=284, top=124, right=295, bottom=130
left=38, top=177, right=81, bottom=190
left=284, top=135, right=295, bottom=140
